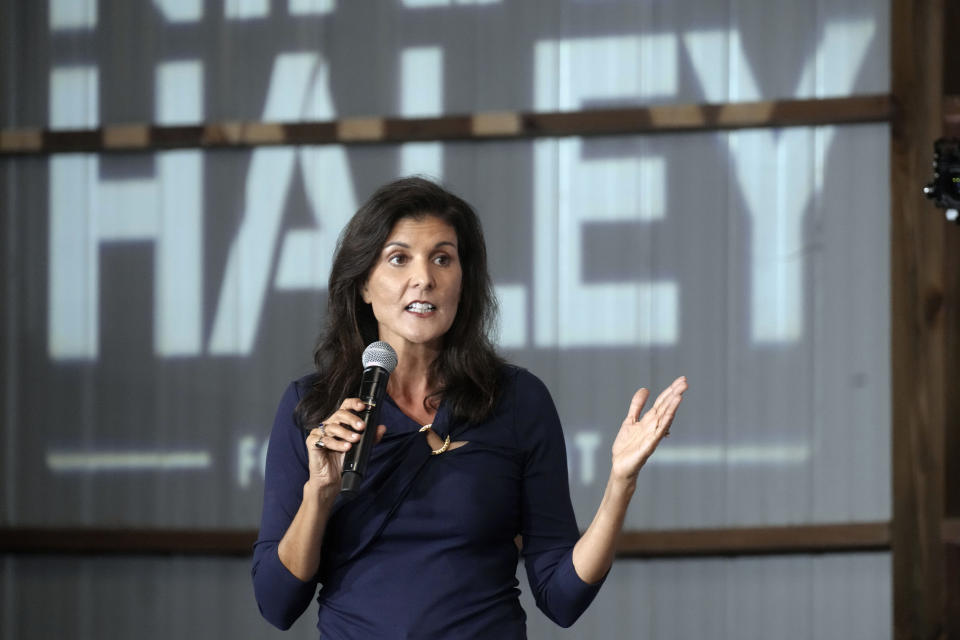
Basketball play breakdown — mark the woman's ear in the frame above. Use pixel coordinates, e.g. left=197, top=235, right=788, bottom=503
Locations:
left=360, top=282, right=370, bottom=304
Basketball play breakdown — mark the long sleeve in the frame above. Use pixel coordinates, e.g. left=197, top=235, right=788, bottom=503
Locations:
left=251, top=369, right=605, bottom=636
left=251, top=379, right=319, bottom=630
left=514, top=370, right=605, bottom=628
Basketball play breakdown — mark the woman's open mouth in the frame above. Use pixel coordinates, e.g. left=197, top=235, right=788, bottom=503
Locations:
left=406, top=302, right=436, bottom=314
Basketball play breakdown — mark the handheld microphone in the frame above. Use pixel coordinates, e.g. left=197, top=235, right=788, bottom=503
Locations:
left=341, top=341, right=398, bottom=496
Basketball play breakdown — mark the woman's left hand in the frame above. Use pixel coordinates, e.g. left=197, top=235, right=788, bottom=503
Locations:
left=610, top=376, right=688, bottom=484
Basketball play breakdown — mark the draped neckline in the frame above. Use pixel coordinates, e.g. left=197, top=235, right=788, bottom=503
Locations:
left=382, top=393, right=451, bottom=438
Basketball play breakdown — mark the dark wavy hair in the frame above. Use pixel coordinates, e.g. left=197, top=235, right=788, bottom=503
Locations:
left=295, top=176, right=505, bottom=430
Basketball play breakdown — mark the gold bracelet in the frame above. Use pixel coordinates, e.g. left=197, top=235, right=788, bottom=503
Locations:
left=418, top=424, right=451, bottom=455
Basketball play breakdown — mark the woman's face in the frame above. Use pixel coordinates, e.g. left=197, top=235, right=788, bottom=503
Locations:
left=362, top=215, right=462, bottom=352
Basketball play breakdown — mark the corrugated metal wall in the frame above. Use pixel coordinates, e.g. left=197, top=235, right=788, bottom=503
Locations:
left=1, top=0, right=891, bottom=637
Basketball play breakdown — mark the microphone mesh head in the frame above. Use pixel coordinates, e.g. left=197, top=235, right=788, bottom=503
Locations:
left=362, top=341, right=398, bottom=373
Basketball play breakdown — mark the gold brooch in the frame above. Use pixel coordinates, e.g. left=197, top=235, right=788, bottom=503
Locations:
left=418, top=424, right=451, bottom=455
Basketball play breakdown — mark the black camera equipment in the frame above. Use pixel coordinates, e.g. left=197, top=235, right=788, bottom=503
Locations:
left=923, top=137, right=960, bottom=223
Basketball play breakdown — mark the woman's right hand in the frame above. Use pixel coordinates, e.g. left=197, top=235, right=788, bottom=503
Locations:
left=305, top=398, right=387, bottom=505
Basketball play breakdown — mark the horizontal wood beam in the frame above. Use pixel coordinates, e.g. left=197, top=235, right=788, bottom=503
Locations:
left=617, top=522, right=891, bottom=558
left=0, top=528, right=257, bottom=557
left=0, top=522, right=891, bottom=558
left=0, top=94, right=892, bottom=156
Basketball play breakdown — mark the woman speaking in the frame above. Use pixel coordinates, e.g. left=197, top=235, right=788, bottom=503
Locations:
left=252, top=177, right=688, bottom=638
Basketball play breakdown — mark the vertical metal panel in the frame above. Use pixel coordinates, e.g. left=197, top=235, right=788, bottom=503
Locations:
left=1, top=554, right=318, bottom=640
left=1, top=0, right=890, bottom=129
left=2, top=122, right=888, bottom=530
left=521, top=552, right=890, bottom=639
left=0, top=552, right=892, bottom=639
left=810, top=124, right=891, bottom=523
left=1, top=0, right=893, bottom=638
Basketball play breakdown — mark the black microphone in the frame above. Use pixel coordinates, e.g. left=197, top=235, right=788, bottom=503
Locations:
left=341, top=341, right=398, bottom=496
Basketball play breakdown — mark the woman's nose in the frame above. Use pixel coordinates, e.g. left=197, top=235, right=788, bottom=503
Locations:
left=411, top=258, right=434, bottom=289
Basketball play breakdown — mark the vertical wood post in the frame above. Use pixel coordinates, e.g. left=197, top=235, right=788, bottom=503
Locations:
left=891, top=0, right=960, bottom=637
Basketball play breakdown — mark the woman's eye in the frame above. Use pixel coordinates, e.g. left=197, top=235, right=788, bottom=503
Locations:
left=433, top=254, right=450, bottom=266
left=388, top=254, right=407, bottom=266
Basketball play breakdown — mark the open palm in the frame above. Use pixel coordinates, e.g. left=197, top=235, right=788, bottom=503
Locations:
left=611, top=376, right=688, bottom=482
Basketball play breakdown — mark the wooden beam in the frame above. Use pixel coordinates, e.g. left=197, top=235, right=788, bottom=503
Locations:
left=0, top=528, right=257, bottom=557
left=0, top=95, right=892, bottom=156
left=944, top=1, right=960, bottom=95
left=616, top=522, right=890, bottom=558
left=0, top=523, right=890, bottom=558
left=943, top=518, right=960, bottom=545
left=945, top=12, right=960, bottom=633
left=890, top=0, right=960, bottom=638
left=944, top=96, right=960, bottom=137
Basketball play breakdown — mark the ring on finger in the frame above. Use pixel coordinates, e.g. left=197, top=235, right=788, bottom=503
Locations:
left=314, top=423, right=327, bottom=448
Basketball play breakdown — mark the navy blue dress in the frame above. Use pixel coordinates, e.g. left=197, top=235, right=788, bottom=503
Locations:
left=252, top=366, right=604, bottom=638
